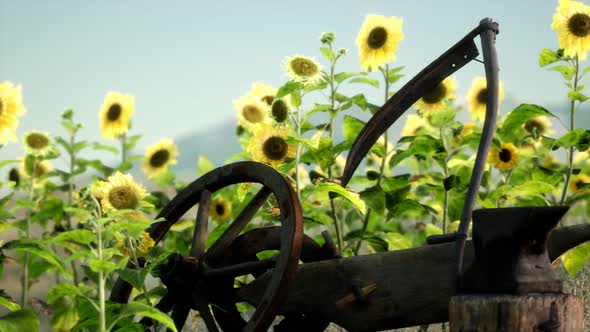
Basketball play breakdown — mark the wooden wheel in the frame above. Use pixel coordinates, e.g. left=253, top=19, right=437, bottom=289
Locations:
left=110, top=161, right=303, bottom=332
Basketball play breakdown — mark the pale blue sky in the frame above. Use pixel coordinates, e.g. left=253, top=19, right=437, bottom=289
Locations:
left=0, top=0, right=581, bottom=163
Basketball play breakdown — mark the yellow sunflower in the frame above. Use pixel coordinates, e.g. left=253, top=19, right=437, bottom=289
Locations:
left=23, top=131, right=52, bottom=157
left=402, top=114, right=428, bottom=137
left=523, top=116, right=554, bottom=139
left=210, top=198, right=232, bottom=222
left=284, top=55, right=324, bottom=86
left=99, top=91, right=134, bottom=140
left=19, top=158, right=52, bottom=179
left=552, top=0, right=590, bottom=60
left=136, top=231, right=156, bottom=255
left=451, top=122, right=475, bottom=147
left=467, top=77, right=505, bottom=122
left=414, top=77, right=458, bottom=113
left=248, top=125, right=296, bottom=167
left=356, top=14, right=404, bottom=71
left=0, top=81, right=26, bottom=145
left=249, top=82, right=277, bottom=106
left=234, top=95, right=270, bottom=131
left=488, top=142, right=519, bottom=170
left=270, top=99, right=291, bottom=124
left=570, top=173, right=590, bottom=192
left=8, top=168, right=20, bottom=187
left=98, top=171, right=148, bottom=213
left=141, top=138, right=178, bottom=179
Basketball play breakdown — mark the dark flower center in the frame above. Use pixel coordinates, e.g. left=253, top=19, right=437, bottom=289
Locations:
left=499, top=148, right=512, bottom=162
left=367, top=27, right=388, bottom=49
left=524, top=119, right=544, bottom=134
left=290, top=58, right=318, bottom=77
left=262, top=95, right=275, bottom=106
left=149, top=149, right=170, bottom=168
left=568, top=13, right=590, bottom=37
left=26, top=133, right=49, bottom=150
left=108, top=186, right=139, bottom=210
left=263, top=136, right=288, bottom=160
left=215, top=203, right=225, bottom=216
left=0, top=99, right=4, bottom=116
left=242, top=105, right=264, bottom=123
left=107, top=103, right=122, bottom=121
left=422, top=83, right=447, bottom=104
left=476, top=88, right=487, bottom=104
left=271, top=100, right=289, bottom=123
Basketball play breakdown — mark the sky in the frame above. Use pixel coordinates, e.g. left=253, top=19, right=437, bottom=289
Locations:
left=0, top=0, right=584, bottom=164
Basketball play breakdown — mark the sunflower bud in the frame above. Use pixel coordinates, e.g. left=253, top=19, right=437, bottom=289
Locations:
left=320, top=32, right=335, bottom=44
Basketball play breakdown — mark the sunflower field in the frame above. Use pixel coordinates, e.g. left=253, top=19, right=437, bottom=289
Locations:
left=1, top=1, right=590, bottom=331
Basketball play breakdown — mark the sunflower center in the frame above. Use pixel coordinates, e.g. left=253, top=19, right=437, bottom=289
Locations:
left=499, top=148, right=512, bottom=162
left=26, top=133, right=49, bottom=150
left=476, top=88, right=487, bottom=104
left=367, top=27, right=388, bottom=49
left=263, top=136, right=288, bottom=160
left=262, top=95, right=275, bottom=106
left=215, top=203, right=225, bottom=216
left=108, top=186, right=139, bottom=210
left=0, top=98, right=4, bottom=116
left=422, top=83, right=447, bottom=104
left=568, top=13, right=590, bottom=37
left=290, top=58, right=319, bottom=78
left=524, top=119, right=544, bottom=134
left=271, top=100, right=289, bottom=123
left=8, top=168, right=19, bottom=185
left=107, top=103, right=122, bottom=121
left=149, top=149, right=170, bottom=168
left=242, top=105, right=264, bottom=123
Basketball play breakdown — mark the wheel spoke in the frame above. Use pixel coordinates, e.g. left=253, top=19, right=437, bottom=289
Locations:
left=204, top=186, right=272, bottom=261
left=203, top=257, right=277, bottom=279
left=191, top=190, right=211, bottom=258
left=196, top=302, right=220, bottom=332
left=170, top=303, right=191, bottom=332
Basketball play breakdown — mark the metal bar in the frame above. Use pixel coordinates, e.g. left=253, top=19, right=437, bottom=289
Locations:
left=203, top=258, right=277, bottom=279
left=454, top=17, right=500, bottom=289
left=190, top=189, right=211, bottom=258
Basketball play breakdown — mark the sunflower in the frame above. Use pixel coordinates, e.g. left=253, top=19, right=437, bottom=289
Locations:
left=402, top=114, right=427, bottom=137
left=19, top=158, right=52, bottom=178
left=8, top=168, right=20, bottom=187
left=141, top=138, right=178, bottom=179
left=99, top=91, right=134, bottom=140
left=451, top=122, right=475, bottom=147
left=414, top=77, right=458, bottom=113
left=23, top=131, right=52, bottom=157
left=552, top=0, right=590, bottom=60
left=98, top=172, right=148, bottom=213
left=249, top=82, right=277, bottom=106
left=488, top=142, right=519, bottom=170
left=210, top=198, right=232, bottom=222
left=270, top=99, right=291, bottom=124
left=467, top=77, right=505, bottom=122
left=356, top=14, right=404, bottom=71
left=0, top=81, right=26, bottom=145
left=234, top=95, right=270, bottom=131
left=284, top=55, right=324, bottom=87
left=570, top=173, right=590, bottom=192
left=248, top=125, right=296, bottom=167
left=523, top=116, right=554, bottom=139
left=136, top=231, right=156, bottom=255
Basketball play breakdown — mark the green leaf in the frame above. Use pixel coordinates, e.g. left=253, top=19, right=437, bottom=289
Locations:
left=5, top=240, right=66, bottom=276
left=0, top=309, right=39, bottom=332
left=118, top=267, right=151, bottom=291
left=276, top=81, right=301, bottom=98
left=350, top=93, right=367, bottom=111
left=342, top=115, right=366, bottom=144
left=349, top=77, right=379, bottom=88
left=424, top=224, right=443, bottom=237
left=365, top=235, right=389, bottom=252
left=309, top=182, right=366, bottom=215
left=197, top=155, right=214, bottom=176
left=385, top=232, right=412, bottom=250
left=320, top=47, right=335, bottom=61
left=290, top=88, right=302, bottom=108
left=124, top=134, right=142, bottom=150
left=0, top=159, right=18, bottom=168
left=428, top=107, right=456, bottom=128
left=548, top=65, right=576, bottom=80
left=121, top=302, right=178, bottom=332
left=387, top=66, right=405, bottom=84
left=49, top=230, right=95, bottom=246
left=334, top=72, right=366, bottom=83
left=47, top=284, right=83, bottom=304
left=562, top=242, right=590, bottom=277
left=499, top=104, right=556, bottom=142
left=0, top=297, right=20, bottom=312
left=568, top=90, right=589, bottom=102
left=87, top=258, right=118, bottom=274
left=552, top=129, right=590, bottom=150
left=91, top=142, right=118, bottom=154
left=539, top=48, right=562, bottom=67
left=359, top=186, right=386, bottom=213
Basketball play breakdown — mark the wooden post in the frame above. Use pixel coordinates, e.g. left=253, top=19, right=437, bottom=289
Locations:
left=449, top=294, right=583, bottom=331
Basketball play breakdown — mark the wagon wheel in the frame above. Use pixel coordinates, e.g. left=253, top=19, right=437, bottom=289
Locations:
left=110, top=161, right=303, bottom=332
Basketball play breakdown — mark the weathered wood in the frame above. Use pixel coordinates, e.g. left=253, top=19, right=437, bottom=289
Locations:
left=238, top=224, right=590, bottom=331
left=449, top=294, right=583, bottom=332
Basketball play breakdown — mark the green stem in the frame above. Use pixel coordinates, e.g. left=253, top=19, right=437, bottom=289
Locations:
left=20, top=158, right=37, bottom=307
left=120, top=133, right=127, bottom=166
left=354, top=65, right=390, bottom=255
left=440, top=128, right=449, bottom=234
left=67, top=130, right=80, bottom=285
left=559, top=55, right=579, bottom=207
left=125, top=235, right=152, bottom=306
left=97, top=218, right=106, bottom=332
left=295, top=88, right=302, bottom=200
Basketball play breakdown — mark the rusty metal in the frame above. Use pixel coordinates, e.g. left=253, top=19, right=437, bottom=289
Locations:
left=537, top=302, right=561, bottom=332
left=110, top=161, right=303, bottom=332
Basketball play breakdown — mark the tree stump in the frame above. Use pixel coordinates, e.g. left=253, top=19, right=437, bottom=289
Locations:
left=449, top=294, right=583, bottom=331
